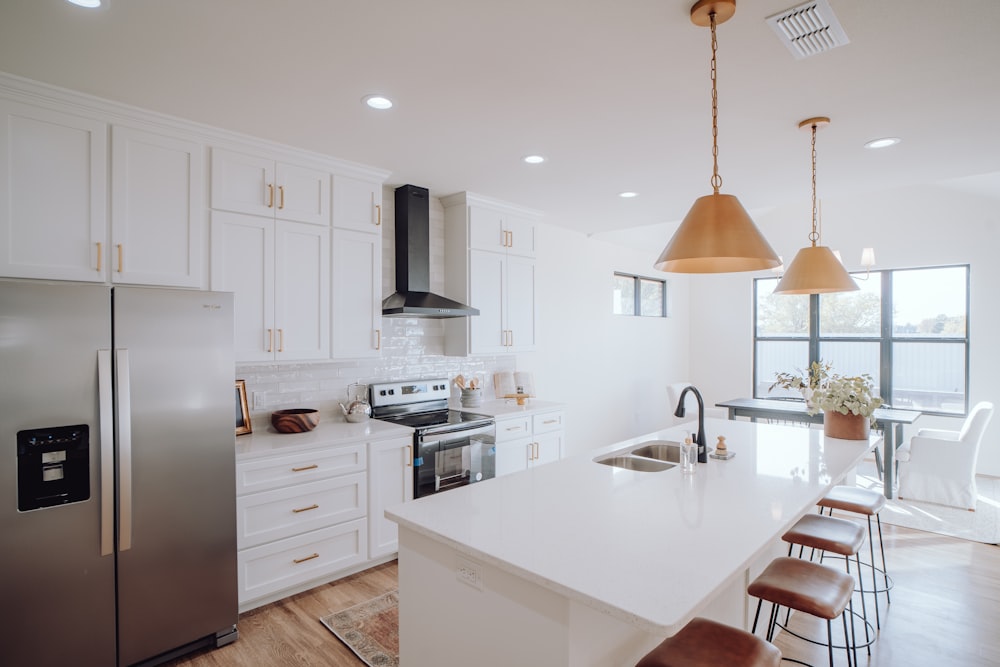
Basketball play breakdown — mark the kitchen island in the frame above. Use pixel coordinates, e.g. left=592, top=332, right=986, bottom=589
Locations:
left=386, top=418, right=878, bottom=666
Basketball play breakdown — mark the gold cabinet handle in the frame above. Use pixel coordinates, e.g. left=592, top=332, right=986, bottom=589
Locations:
left=116, top=244, right=123, bottom=273
left=543, top=419, right=558, bottom=425
left=375, top=203, right=382, bottom=226
left=375, top=329, right=381, bottom=350
left=406, top=444, right=413, bottom=467
left=292, top=503, right=319, bottom=514
left=266, top=328, right=274, bottom=353
left=96, top=242, right=102, bottom=272
left=278, top=185, right=285, bottom=209
left=267, top=183, right=275, bottom=208
left=506, top=425, right=523, bottom=432
left=508, top=329, right=513, bottom=347
left=293, top=552, right=319, bottom=564
left=277, top=328, right=284, bottom=353
left=291, top=464, right=318, bottom=472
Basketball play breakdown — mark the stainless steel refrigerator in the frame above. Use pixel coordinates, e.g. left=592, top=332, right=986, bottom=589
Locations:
left=0, top=280, right=239, bottom=667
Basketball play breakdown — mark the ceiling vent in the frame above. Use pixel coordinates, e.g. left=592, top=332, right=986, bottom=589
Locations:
left=766, top=0, right=849, bottom=60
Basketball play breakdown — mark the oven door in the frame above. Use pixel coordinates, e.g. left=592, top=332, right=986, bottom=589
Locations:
left=414, top=422, right=496, bottom=498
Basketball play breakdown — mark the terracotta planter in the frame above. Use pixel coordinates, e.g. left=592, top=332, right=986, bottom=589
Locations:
left=823, top=410, right=870, bottom=440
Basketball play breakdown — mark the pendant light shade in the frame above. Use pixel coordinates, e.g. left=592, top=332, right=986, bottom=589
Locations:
left=655, top=0, right=780, bottom=274
left=773, top=117, right=858, bottom=295
left=654, top=194, right=780, bottom=273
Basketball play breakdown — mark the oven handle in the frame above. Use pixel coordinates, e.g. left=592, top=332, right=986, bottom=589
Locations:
left=419, top=422, right=495, bottom=447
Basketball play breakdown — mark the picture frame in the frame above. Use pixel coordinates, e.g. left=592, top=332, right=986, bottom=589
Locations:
left=235, top=379, right=252, bottom=436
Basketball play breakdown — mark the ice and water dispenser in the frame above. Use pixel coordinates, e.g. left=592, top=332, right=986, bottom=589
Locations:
left=16, top=425, right=90, bottom=511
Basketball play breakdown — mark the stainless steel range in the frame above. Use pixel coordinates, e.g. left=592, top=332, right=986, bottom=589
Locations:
left=370, top=379, right=496, bottom=498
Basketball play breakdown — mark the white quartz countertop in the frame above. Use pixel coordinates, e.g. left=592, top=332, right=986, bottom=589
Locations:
left=236, top=417, right=413, bottom=461
left=451, top=398, right=565, bottom=418
left=386, top=418, right=877, bottom=634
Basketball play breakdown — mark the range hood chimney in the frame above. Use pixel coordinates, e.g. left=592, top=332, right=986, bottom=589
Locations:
left=381, top=184, right=480, bottom=318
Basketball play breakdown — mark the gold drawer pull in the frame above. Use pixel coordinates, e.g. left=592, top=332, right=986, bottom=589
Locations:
left=543, top=419, right=559, bottom=425
left=293, top=552, right=319, bottom=564
left=292, top=503, right=319, bottom=514
left=291, top=464, right=318, bottom=472
left=506, top=425, right=523, bottom=432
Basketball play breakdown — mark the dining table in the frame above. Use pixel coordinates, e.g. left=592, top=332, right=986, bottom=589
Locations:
left=716, top=397, right=921, bottom=498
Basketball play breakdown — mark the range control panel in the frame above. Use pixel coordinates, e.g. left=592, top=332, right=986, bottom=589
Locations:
left=369, top=378, right=451, bottom=409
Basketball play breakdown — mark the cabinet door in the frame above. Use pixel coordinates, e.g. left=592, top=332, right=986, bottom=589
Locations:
left=531, top=431, right=562, bottom=468
left=210, top=211, right=275, bottom=362
left=333, top=175, right=382, bottom=233
left=275, top=162, right=330, bottom=226
left=274, top=220, right=330, bottom=360
left=332, top=228, right=382, bottom=359
left=468, top=249, right=506, bottom=354
left=504, top=213, right=536, bottom=258
left=210, top=148, right=275, bottom=217
left=0, top=99, right=107, bottom=282
left=505, top=254, right=536, bottom=351
left=368, top=437, right=414, bottom=559
left=495, top=437, right=531, bottom=477
left=468, top=206, right=507, bottom=252
left=111, top=126, right=204, bottom=287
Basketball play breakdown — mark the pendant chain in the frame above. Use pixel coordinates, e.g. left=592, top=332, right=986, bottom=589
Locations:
left=710, top=11, right=722, bottom=194
left=809, top=123, right=820, bottom=245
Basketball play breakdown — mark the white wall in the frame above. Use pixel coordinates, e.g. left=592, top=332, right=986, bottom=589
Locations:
left=688, top=183, right=1000, bottom=476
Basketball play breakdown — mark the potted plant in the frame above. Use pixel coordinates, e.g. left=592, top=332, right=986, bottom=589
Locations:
left=769, top=360, right=832, bottom=407
left=810, top=373, right=884, bottom=439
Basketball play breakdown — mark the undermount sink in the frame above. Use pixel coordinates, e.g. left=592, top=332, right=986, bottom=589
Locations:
left=594, top=455, right=674, bottom=472
left=629, top=441, right=682, bottom=463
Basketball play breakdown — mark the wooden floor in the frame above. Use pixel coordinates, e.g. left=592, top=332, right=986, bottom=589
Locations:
left=168, top=524, right=1000, bottom=667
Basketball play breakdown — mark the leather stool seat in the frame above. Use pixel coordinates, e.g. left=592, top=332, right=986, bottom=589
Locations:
left=749, top=557, right=854, bottom=621
left=783, top=513, right=865, bottom=556
left=636, top=617, right=781, bottom=667
left=818, top=485, right=885, bottom=516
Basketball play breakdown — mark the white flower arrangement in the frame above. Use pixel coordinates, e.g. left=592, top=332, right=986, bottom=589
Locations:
left=810, top=373, right=884, bottom=425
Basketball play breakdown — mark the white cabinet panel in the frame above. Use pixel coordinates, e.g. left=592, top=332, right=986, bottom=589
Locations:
left=332, top=228, right=382, bottom=358
left=495, top=437, right=531, bottom=477
left=236, top=444, right=365, bottom=496
left=111, top=125, right=204, bottom=287
left=505, top=254, right=536, bottom=351
left=368, top=437, right=413, bottom=559
left=275, top=221, right=330, bottom=360
left=276, top=162, right=330, bottom=225
left=333, top=175, right=382, bottom=233
left=0, top=99, right=107, bottom=282
left=211, top=148, right=329, bottom=225
left=468, top=249, right=507, bottom=354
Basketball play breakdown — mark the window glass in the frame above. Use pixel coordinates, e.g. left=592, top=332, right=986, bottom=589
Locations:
left=757, top=340, right=809, bottom=397
left=893, top=267, right=967, bottom=338
left=639, top=279, right=665, bottom=317
left=613, top=274, right=635, bottom=315
left=818, top=341, right=881, bottom=388
left=819, top=275, right=881, bottom=336
left=892, top=342, right=966, bottom=413
left=756, top=278, right=809, bottom=337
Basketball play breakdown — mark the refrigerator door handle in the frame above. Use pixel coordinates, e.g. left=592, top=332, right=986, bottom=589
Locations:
left=116, top=348, right=133, bottom=552
left=98, top=349, right=115, bottom=556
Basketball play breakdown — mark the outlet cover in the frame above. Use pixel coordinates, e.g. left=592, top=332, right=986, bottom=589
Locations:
left=456, top=556, right=483, bottom=591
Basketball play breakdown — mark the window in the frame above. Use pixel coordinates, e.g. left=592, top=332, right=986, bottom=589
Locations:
left=613, top=273, right=666, bottom=317
left=754, top=265, right=970, bottom=416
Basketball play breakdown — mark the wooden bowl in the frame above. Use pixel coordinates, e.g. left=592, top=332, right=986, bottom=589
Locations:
left=271, top=408, right=320, bottom=433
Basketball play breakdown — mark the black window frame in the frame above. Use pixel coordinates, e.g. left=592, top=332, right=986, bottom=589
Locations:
left=613, top=272, right=667, bottom=318
left=753, top=264, right=971, bottom=417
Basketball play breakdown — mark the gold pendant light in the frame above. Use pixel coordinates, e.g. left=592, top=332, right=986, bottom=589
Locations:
left=654, top=0, right=780, bottom=274
left=773, top=117, right=859, bottom=294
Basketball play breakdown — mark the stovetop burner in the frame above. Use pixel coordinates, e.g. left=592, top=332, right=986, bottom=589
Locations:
left=368, top=378, right=494, bottom=432
left=379, top=409, right=491, bottom=429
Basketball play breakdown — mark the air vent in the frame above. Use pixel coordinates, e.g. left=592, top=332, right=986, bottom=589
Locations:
left=766, top=0, right=849, bottom=60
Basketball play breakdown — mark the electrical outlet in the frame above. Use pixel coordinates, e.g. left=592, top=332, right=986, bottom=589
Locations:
left=252, top=391, right=264, bottom=410
left=456, top=556, right=483, bottom=591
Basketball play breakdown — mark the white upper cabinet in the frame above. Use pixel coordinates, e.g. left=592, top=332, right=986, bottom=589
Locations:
left=468, top=206, right=536, bottom=258
left=332, top=228, right=382, bottom=359
left=111, top=125, right=205, bottom=288
left=211, top=148, right=330, bottom=226
left=333, top=175, right=382, bottom=233
left=0, top=99, right=108, bottom=282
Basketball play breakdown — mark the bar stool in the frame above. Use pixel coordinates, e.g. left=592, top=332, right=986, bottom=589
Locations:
left=782, top=512, right=873, bottom=656
left=749, top=557, right=855, bottom=667
left=818, top=485, right=892, bottom=629
left=636, top=617, right=781, bottom=667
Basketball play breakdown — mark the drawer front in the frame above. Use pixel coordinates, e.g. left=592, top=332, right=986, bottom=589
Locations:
left=238, top=519, right=367, bottom=604
left=532, top=411, right=564, bottom=434
left=494, top=416, right=531, bottom=442
left=237, top=473, right=367, bottom=549
left=236, top=444, right=365, bottom=496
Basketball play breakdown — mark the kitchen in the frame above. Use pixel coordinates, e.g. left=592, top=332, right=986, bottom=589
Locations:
left=2, top=1, right=999, bottom=666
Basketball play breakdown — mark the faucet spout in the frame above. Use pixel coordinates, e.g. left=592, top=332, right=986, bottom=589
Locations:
left=674, top=385, right=707, bottom=463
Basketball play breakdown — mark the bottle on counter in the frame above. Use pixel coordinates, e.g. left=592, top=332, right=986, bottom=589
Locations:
left=681, top=436, right=697, bottom=474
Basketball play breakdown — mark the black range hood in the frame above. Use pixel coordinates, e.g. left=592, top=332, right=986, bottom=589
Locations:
left=381, top=184, right=480, bottom=318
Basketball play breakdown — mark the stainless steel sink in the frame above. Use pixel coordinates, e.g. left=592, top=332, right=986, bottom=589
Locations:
left=593, top=454, right=675, bottom=472
left=629, top=441, right=681, bottom=463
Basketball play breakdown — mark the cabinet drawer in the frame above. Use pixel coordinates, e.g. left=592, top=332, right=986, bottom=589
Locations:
left=533, top=411, right=564, bottom=434
left=237, top=473, right=367, bottom=549
left=236, top=444, right=365, bottom=496
left=495, top=416, right=531, bottom=442
left=238, top=519, right=367, bottom=604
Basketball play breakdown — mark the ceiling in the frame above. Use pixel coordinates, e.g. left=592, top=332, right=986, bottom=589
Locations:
left=2, top=0, right=999, bottom=243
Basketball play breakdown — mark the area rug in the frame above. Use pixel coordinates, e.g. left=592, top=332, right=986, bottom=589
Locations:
left=320, top=590, right=399, bottom=667
left=854, top=460, right=1000, bottom=544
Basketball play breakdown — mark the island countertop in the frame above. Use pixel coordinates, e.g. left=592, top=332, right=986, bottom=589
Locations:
left=386, top=417, right=877, bottom=636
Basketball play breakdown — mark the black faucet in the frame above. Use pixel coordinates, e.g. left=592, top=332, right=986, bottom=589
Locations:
left=674, top=385, right=707, bottom=463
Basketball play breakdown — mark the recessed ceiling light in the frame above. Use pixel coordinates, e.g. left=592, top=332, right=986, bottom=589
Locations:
left=66, top=0, right=103, bottom=6
left=523, top=155, right=545, bottom=164
left=618, top=192, right=638, bottom=198
left=864, top=137, right=900, bottom=150
left=363, top=95, right=393, bottom=110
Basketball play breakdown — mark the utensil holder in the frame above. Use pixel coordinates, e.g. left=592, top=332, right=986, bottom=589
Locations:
left=460, top=388, right=483, bottom=407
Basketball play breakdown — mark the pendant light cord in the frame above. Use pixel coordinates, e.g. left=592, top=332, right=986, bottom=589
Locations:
left=809, top=122, right=820, bottom=246
left=710, top=11, right=722, bottom=194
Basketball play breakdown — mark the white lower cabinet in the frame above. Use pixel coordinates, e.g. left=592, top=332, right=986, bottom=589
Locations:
left=367, top=437, right=414, bottom=559
left=493, top=409, right=565, bottom=477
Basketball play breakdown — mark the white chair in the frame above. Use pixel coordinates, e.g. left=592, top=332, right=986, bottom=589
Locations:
left=895, top=401, right=994, bottom=510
